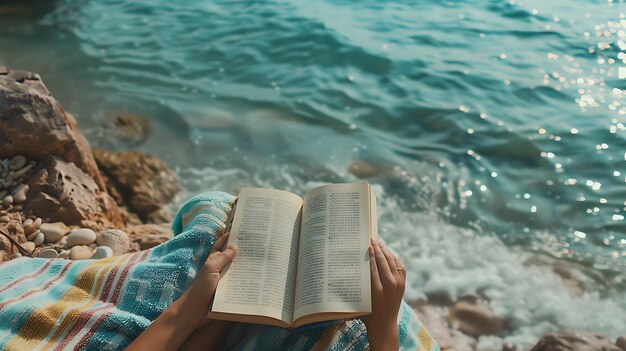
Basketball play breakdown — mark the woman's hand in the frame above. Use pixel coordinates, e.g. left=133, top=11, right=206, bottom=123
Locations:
left=361, top=238, right=406, bottom=351
left=126, top=234, right=236, bottom=351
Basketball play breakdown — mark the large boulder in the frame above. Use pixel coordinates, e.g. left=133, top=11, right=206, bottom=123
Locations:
left=0, top=67, right=105, bottom=190
left=530, top=330, right=621, bottom=351
left=447, top=296, right=505, bottom=336
left=93, top=149, right=179, bottom=221
left=24, top=156, right=124, bottom=230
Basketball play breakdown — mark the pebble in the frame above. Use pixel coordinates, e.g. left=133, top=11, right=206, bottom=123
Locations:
left=90, top=246, right=113, bottom=259
left=58, top=249, right=70, bottom=259
left=33, top=232, right=45, bottom=247
left=67, top=228, right=97, bottom=247
left=69, top=246, right=93, bottom=260
left=26, top=229, right=41, bottom=241
left=40, top=222, right=70, bottom=243
left=38, top=249, right=59, bottom=259
left=12, top=184, right=29, bottom=204
left=96, top=229, right=129, bottom=256
left=0, top=215, right=9, bottom=222
left=22, top=241, right=35, bottom=253
left=23, top=217, right=42, bottom=236
left=12, top=163, right=33, bottom=179
left=9, top=156, right=26, bottom=171
left=2, top=195, right=13, bottom=207
left=13, top=252, right=22, bottom=258
left=0, top=190, right=6, bottom=199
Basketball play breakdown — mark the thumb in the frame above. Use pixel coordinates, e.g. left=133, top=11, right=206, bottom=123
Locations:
left=204, top=245, right=237, bottom=273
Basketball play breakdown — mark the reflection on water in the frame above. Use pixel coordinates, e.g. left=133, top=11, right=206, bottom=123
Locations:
left=1, top=0, right=625, bottom=344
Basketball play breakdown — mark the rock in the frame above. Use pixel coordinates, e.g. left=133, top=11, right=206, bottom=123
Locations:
left=348, top=159, right=390, bottom=178
left=0, top=68, right=105, bottom=190
left=96, top=229, right=129, bottom=256
left=530, top=330, right=621, bottom=351
left=69, top=245, right=92, bottom=260
left=0, top=215, right=9, bottom=222
left=37, top=248, right=58, bottom=259
left=126, top=223, right=172, bottom=248
left=58, top=249, right=70, bottom=259
left=12, top=162, right=34, bottom=179
left=448, top=297, right=505, bottom=336
left=139, top=234, right=172, bottom=250
left=12, top=184, right=28, bottom=203
left=0, top=233, right=11, bottom=252
left=417, top=305, right=457, bottom=350
left=109, top=114, right=152, bottom=147
left=0, top=249, right=9, bottom=262
left=503, top=342, right=516, bottom=351
left=616, top=336, right=626, bottom=351
left=13, top=252, right=21, bottom=259
left=26, top=229, right=40, bottom=241
left=24, top=156, right=124, bottom=230
left=66, top=228, right=96, bottom=247
left=32, top=231, right=44, bottom=246
left=90, top=246, right=113, bottom=259
left=2, top=195, right=13, bottom=206
left=40, top=222, right=69, bottom=243
left=9, top=155, right=26, bottom=171
left=93, top=149, right=180, bottom=219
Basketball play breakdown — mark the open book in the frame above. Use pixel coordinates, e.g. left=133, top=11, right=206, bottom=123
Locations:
left=209, top=182, right=378, bottom=328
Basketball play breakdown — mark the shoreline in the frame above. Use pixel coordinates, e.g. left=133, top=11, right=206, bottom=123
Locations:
left=0, top=67, right=624, bottom=351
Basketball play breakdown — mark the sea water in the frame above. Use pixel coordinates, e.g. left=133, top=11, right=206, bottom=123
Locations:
left=1, top=0, right=625, bottom=347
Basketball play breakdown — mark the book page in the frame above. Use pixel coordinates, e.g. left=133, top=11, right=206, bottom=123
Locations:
left=211, top=188, right=303, bottom=324
left=293, top=183, right=373, bottom=322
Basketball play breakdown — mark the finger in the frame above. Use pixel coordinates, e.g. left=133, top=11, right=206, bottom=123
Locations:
left=393, top=255, right=407, bottom=290
left=369, top=243, right=382, bottom=292
left=205, top=245, right=237, bottom=272
left=209, top=233, right=230, bottom=255
left=373, top=239, right=394, bottom=287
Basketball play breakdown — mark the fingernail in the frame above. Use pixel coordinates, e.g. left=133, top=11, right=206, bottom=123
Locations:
left=378, top=239, right=383, bottom=246
left=371, top=238, right=377, bottom=245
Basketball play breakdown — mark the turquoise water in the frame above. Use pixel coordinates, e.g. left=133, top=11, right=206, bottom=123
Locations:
left=1, top=0, right=626, bottom=344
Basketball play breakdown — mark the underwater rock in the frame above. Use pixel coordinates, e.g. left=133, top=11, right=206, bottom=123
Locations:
left=109, top=114, right=152, bottom=147
left=530, top=330, right=621, bottom=351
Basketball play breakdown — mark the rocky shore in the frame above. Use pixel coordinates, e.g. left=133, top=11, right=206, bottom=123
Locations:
left=0, top=67, right=623, bottom=350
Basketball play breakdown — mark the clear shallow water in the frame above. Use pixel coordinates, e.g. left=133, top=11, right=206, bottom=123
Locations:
left=1, top=0, right=626, bottom=345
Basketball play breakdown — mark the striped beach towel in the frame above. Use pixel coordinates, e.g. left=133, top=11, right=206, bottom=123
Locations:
left=0, top=192, right=438, bottom=350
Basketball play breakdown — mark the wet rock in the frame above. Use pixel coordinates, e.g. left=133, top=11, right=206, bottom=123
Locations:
left=616, top=336, right=626, bottom=351
left=69, top=245, right=92, bottom=260
left=447, top=296, right=505, bottom=336
left=0, top=68, right=105, bottom=190
left=347, top=159, right=390, bottom=178
left=530, top=330, right=621, bottom=351
left=96, top=229, right=129, bottom=256
left=39, top=222, right=69, bottom=243
left=93, top=149, right=179, bottom=220
left=66, top=228, right=96, bottom=247
left=25, top=156, right=124, bottom=230
left=91, top=246, right=113, bottom=259
left=37, top=248, right=58, bottom=259
left=503, top=341, right=517, bottom=351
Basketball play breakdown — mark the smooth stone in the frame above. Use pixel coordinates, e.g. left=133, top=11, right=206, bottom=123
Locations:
left=96, top=229, right=129, bottom=256
left=58, top=249, right=70, bottom=259
left=38, top=249, right=58, bottom=259
left=617, top=336, right=626, bottom=351
left=12, top=163, right=34, bottom=179
left=23, top=217, right=42, bottom=236
left=69, top=246, right=93, bottom=260
left=13, top=252, right=22, bottom=258
left=12, top=184, right=28, bottom=204
left=26, top=229, right=41, bottom=241
left=23, top=218, right=33, bottom=227
left=0, top=215, right=9, bottom=222
left=33, top=231, right=45, bottom=246
left=2, top=195, right=13, bottom=206
left=9, top=156, right=26, bottom=171
left=90, top=246, right=113, bottom=259
left=40, top=222, right=70, bottom=243
left=0, top=234, right=11, bottom=251
left=66, top=228, right=97, bottom=247
left=22, top=241, right=35, bottom=252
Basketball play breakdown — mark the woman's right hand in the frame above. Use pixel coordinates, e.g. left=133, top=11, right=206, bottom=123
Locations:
left=361, top=238, right=406, bottom=351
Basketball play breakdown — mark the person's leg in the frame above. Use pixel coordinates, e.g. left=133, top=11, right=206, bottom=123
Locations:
left=179, top=320, right=233, bottom=351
